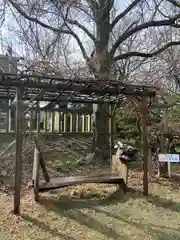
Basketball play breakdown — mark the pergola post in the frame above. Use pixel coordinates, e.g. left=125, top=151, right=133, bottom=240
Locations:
left=159, top=106, right=170, bottom=177
left=5, top=99, right=9, bottom=133
left=109, top=104, right=116, bottom=164
left=36, top=101, right=40, bottom=133
left=8, top=99, right=12, bottom=132
left=109, top=104, right=112, bottom=163
left=139, top=96, right=149, bottom=196
left=14, top=87, right=24, bottom=214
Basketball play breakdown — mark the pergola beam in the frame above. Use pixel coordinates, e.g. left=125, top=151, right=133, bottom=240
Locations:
left=0, top=95, right=124, bottom=104
left=0, top=72, right=158, bottom=89
left=0, top=80, right=155, bottom=96
left=0, top=74, right=156, bottom=99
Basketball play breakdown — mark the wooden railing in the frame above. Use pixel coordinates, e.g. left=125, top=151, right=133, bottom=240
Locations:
left=0, top=104, right=93, bottom=134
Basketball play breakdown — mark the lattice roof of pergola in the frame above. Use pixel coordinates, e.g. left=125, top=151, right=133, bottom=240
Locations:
left=0, top=73, right=157, bottom=104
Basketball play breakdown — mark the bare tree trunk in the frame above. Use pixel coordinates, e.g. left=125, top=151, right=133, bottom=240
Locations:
left=93, top=104, right=109, bottom=160
left=89, top=0, right=113, bottom=161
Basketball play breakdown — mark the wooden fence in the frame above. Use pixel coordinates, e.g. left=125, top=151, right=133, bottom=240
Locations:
left=0, top=103, right=93, bottom=134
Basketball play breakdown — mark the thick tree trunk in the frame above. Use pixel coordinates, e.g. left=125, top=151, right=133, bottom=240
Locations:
left=91, top=0, right=113, bottom=161
left=92, top=104, right=109, bottom=160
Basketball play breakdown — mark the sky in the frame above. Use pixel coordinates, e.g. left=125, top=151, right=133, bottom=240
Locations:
left=69, top=0, right=130, bottom=61
left=0, top=0, right=173, bottom=88
left=0, top=0, right=129, bottom=63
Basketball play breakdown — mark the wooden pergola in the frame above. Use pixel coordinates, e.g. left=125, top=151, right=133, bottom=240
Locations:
left=0, top=72, right=156, bottom=214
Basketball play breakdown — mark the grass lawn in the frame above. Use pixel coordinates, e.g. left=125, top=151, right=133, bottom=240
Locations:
left=0, top=136, right=180, bottom=239
left=1, top=171, right=180, bottom=240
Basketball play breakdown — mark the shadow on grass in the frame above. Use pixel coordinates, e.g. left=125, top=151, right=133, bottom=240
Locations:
left=129, top=164, right=180, bottom=190
left=128, top=187, right=180, bottom=212
left=39, top=186, right=180, bottom=213
left=19, top=189, right=130, bottom=239
left=21, top=213, right=77, bottom=240
left=22, top=211, right=129, bottom=240
left=60, top=209, right=125, bottom=239
left=37, top=188, right=180, bottom=240
left=21, top=186, right=180, bottom=240
left=91, top=206, right=179, bottom=232
left=39, top=188, right=127, bottom=210
left=92, top=207, right=180, bottom=240
left=150, top=174, right=180, bottom=190
left=37, top=195, right=130, bottom=240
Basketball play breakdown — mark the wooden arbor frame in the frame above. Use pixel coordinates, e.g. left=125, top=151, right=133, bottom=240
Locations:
left=0, top=73, right=156, bottom=214
left=32, top=138, right=125, bottom=202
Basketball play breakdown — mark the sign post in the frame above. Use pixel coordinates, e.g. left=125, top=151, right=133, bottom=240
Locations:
left=158, top=154, right=180, bottom=177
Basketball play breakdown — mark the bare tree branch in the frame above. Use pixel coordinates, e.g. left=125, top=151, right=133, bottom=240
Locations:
left=123, top=20, right=140, bottom=33
left=110, top=0, right=141, bottom=30
left=67, top=19, right=98, bottom=43
left=45, top=34, right=60, bottom=57
left=8, top=0, right=180, bottom=83
left=8, top=0, right=90, bottom=61
left=167, top=0, right=180, bottom=8
left=110, top=14, right=180, bottom=57
left=58, top=7, right=91, bottom=62
left=64, top=28, right=90, bottom=61
left=86, top=0, right=99, bottom=20
left=114, top=40, right=180, bottom=61
left=8, top=0, right=64, bottom=32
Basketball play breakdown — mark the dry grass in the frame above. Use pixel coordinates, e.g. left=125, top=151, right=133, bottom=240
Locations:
left=0, top=136, right=180, bottom=239
left=1, top=171, right=180, bottom=240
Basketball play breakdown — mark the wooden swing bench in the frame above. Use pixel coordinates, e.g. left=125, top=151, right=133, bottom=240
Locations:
left=32, top=142, right=129, bottom=202
left=38, top=174, right=124, bottom=192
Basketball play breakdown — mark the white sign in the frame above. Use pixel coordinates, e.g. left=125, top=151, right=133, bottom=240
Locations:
left=158, top=154, right=180, bottom=163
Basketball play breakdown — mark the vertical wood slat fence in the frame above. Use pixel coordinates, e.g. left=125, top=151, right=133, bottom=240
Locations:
left=41, top=110, right=93, bottom=133
left=0, top=101, right=93, bottom=134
